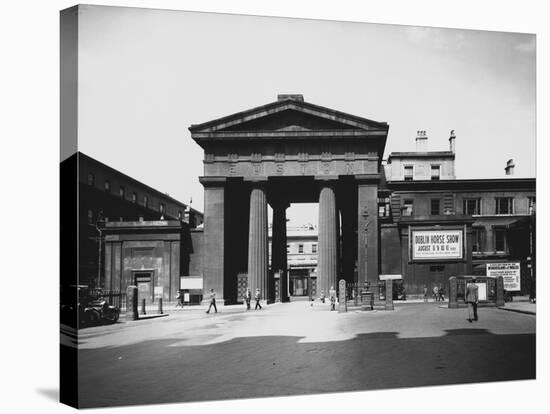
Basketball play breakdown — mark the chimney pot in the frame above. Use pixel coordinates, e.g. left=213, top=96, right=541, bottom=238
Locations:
left=505, top=159, right=515, bottom=175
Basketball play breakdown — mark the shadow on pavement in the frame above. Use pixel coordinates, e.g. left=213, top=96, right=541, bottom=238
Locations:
left=76, top=328, right=535, bottom=408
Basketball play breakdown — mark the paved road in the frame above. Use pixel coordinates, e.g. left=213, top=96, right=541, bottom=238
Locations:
left=73, top=302, right=536, bottom=408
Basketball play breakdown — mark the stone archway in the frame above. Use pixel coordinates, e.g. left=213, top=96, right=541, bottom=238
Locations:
left=190, top=94, right=389, bottom=304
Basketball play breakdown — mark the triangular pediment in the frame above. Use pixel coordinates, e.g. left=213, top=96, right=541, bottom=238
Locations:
left=189, top=97, right=387, bottom=134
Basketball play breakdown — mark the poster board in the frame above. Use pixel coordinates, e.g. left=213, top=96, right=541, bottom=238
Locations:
left=411, top=229, right=463, bottom=260
left=487, top=262, right=521, bottom=291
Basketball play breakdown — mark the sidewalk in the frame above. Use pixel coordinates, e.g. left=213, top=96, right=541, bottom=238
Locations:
left=498, top=301, right=536, bottom=315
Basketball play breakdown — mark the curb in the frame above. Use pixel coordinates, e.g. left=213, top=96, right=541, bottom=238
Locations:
left=497, top=307, right=536, bottom=316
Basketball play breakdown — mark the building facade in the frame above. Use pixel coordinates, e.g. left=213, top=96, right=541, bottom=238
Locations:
left=77, top=152, right=203, bottom=288
left=188, top=95, right=535, bottom=304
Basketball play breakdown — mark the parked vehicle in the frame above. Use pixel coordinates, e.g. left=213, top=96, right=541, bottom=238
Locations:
left=61, top=285, right=120, bottom=327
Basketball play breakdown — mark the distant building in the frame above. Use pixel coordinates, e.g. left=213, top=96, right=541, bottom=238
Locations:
left=381, top=131, right=535, bottom=298
left=269, top=225, right=318, bottom=299
left=76, top=152, right=203, bottom=288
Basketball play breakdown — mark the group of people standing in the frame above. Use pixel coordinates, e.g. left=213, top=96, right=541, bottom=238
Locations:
left=423, top=284, right=446, bottom=302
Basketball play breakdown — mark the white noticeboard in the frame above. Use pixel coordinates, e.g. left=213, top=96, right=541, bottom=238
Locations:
left=475, top=282, right=487, bottom=301
left=154, top=286, right=163, bottom=297
left=487, top=262, right=521, bottom=291
left=180, top=276, right=203, bottom=290
left=411, top=230, right=463, bottom=260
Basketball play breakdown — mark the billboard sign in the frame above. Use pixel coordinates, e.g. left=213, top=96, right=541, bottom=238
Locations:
left=487, top=262, right=521, bottom=291
left=411, top=230, right=463, bottom=260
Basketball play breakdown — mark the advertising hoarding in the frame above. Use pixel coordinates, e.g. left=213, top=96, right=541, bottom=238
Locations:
left=487, top=262, right=521, bottom=291
left=411, top=230, right=463, bottom=260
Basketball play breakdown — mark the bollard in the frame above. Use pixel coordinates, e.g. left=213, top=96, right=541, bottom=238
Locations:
left=338, top=279, right=347, bottom=313
left=496, top=276, right=505, bottom=307
left=126, top=285, right=139, bottom=321
left=158, top=297, right=163, bottom=314
left=385, top=279, right=394, bottom=311
left=141, top=298, right=146, bottom=315
left=448, top=277, right=458, bottom=308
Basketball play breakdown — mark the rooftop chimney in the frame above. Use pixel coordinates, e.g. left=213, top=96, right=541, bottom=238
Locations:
left=415, top=130, right=428, bottom=152
left=505, top=159, right=515, bottom=176
left=277, top=94, right=304, bottom=102
left=449, top=130, right=456, bottom=153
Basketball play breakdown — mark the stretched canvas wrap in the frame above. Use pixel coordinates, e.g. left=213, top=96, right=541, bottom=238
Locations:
left=60, top=4, right=536, bottom=409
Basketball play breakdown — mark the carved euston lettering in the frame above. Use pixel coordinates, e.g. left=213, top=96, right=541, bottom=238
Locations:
left=300, top=163, right=307, bottom=175
left=321, top=161, right=331, bottom=174
left=253, top=163, right=263, bottom=175
left=346, top=162, right=354, bottom=174
left=275, top=163, right=284, bottom=175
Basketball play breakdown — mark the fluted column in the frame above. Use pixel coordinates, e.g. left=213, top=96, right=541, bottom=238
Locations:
left=271, top=200, right=289, bottom=302
left=318, top=184, right=338, bottom=296
left=247, top=184, right=269, bottom=301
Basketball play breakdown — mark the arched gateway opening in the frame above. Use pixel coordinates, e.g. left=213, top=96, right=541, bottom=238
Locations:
left=190, top=94, right=389, bottom=304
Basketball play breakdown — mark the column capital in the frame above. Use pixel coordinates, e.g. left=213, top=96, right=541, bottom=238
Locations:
left=269, top=199, right=290, bottom=210
left=199, top=176, right=227, bottom=188
left=354, top=173, right=381, bottom=184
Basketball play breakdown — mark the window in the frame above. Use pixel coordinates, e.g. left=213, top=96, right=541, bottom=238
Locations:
left=529, top=196, right=536, bottom=215
left=404, top=165, right=413, bottom=181
left=87, top=209, right=93, bottom=224
left=159, top=203, right=165, bottom=214
left=144, top=195, right=149, bottom=208
left=494, top=229, right=507, bottom=252
left=472, top=228, right=485, bottom=253
left=119, top=186, right=125, bottom=198
left=87, top=173, right=95, bottom=186
left=132, top=192, right=137, bottom=203
left=298, top=244, right=304, bottom=254
left=104, top=180, right=111, bottom=192
left=430, top=265, right=445, bottom=272
left=286, top=244, right=291, bottom=254
left=495, top=197, right=513, bottom=215
left=463, top=198, right=481, bottom=215
left=378, top=197, right=391, bottom=217
left=430, top=199, right=441, bottom=215
left=402, top=199, right=414, bottom=216
left=430, top=165, right=441, bottom=180
left=312, top=244, right=317, bottom=253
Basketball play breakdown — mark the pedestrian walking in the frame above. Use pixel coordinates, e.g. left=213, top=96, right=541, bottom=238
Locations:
left=244, top=288, right=251, bottom=310
left=329, top=285, right=336, bottom=311
left=206, top=288, right=217, bottom=314
left=465, top=278, right=479, bottom=322
left=423, top=285, right=428, bottom=302
left=432, top=285, right=439, bottom=301
left=320, top=290, right=326, bottom=304
left=438, top=284, right=445, bottom=302
left=175, top=290, right=184, bottom=308
left=254, top=288, right=262, bottom=310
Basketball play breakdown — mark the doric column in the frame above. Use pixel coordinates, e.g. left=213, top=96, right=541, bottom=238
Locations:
left=318, top=183, right=338, bottom=296
left=247, top=183, right=269, bottom=301
left=271, top=200, right=289, bottom=302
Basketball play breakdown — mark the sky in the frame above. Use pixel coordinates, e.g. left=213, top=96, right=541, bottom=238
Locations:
left=77, top=5, right=536, bottom=225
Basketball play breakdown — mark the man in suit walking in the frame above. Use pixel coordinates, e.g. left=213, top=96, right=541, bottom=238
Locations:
left=465, top=278, right=479, bottom=322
